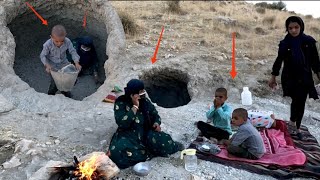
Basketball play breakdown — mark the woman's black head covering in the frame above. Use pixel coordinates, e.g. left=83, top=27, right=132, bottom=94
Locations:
left=124, top=79, right=144, bottom=96
left=285, top=16, right=304, bottom=34
left=80, top=36, right=94, bottom=48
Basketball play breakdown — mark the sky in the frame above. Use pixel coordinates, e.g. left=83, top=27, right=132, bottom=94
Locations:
left=247, top=1, right=320, bottom=18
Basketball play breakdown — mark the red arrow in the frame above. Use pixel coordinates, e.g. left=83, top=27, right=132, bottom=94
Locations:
left=230, top=32, right=237, bottom=79
left=151, top=26, right=164, bottom=64
left=26, top=2, right=48, bottom=26
left=82, top=10, right=87, bottom=28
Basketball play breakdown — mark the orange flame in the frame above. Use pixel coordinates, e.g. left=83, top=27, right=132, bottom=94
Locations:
left=75, top=154, right=100, bottom=180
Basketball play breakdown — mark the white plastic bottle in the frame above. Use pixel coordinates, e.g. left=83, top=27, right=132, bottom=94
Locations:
left=241, top=87, right=252, bottom=105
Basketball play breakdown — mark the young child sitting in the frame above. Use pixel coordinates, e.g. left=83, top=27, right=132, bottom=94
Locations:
left=196, top=88, right=232, bottom=142
left=40, top=25, right=81, bottom=98
left=223, top=108, right=265, bottom=160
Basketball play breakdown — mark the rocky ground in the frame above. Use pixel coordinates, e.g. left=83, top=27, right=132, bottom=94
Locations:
left=0, top=0, right=320, bottom=180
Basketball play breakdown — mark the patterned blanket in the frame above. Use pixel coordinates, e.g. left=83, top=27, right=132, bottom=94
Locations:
left=189, top=120, right=320, bottom=179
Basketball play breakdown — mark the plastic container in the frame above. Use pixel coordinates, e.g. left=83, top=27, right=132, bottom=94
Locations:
left=50, top=64, right=79, bottom=92
left=180, top=149, right=197, bottom=172
left=133, top=162, right=151, bottom=176
left=241, top=87, right=252, bottom=105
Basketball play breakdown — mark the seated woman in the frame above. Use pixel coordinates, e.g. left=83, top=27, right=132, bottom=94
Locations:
left=108, top=79, right=184, bottom=169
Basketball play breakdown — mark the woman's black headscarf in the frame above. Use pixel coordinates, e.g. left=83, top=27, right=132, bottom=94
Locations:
left=285, top=16, right=304, bottom=34
left=79, top=36, right=94, bottom=48
left=124, top=79, right=145, bottom=96
left=122, top=79, right=154, bottom=139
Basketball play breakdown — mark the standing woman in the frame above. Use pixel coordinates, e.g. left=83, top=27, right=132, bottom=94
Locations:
left=268, top=16, right=320, bottom=139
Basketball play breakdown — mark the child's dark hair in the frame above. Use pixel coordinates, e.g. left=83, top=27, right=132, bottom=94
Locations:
left=233, top=108, right=248, bottom=121
left=215, top=87, right=227, bottom=96
left=285, top=16, right=304, bottom=33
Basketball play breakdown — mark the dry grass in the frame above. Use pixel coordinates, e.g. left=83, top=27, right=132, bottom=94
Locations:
left=118, top=11, right=139, bottom=36
left=166, top=1, right=182, bottom=14
left=110, top=1, right=320, bottom=61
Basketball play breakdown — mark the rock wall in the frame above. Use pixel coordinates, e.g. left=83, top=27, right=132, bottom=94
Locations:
left=0, top=0, right=126, bottom=111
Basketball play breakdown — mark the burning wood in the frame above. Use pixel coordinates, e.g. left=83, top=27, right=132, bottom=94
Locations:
left=48, top=152, right=119, bottom=180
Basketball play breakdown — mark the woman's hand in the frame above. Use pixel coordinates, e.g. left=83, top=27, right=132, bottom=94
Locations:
left=153, top=123, right=161, bottom=132
left=131, top=94, right=140, bottom=107
left=268, top=76, right=277, bottom=89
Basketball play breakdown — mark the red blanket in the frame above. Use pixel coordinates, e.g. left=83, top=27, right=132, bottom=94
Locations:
left=189, top=120, right=320, bottom=179
left=216, top=126, right=306, bottom=166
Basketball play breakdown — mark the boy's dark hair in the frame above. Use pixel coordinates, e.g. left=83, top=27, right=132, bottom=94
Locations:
left=233, top=108, right=248, bottom=121
left=51, top=25, right=67, bottom=38
left=215, top=87, right=227, bottom=96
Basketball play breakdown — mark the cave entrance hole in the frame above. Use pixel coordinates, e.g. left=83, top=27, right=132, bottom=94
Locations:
left=8, top=2, right=108, bottom=100
left=140, top=68, right=191, bottom=108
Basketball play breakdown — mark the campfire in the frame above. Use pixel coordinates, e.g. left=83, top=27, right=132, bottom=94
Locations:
left=49, top=152, right=119, bottom=180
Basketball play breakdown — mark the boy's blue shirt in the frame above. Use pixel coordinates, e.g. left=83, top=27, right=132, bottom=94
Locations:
left=40, top=37, right=80, bottom=69
left=206, top=103, right=232, bottom=134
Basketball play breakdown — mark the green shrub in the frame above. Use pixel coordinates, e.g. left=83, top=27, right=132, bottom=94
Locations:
left=255, top=1, right=286, bottom=11
left=305, top=15, right=313, bottom=19
left=256, top=7, right=266, bottom=14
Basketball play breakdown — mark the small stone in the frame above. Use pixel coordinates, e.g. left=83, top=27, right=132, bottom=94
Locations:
left=45, top=142, right=52, bottom=145
left=72, top=149, right=76, bottom=152
left=97, top=112, right=102, bottom=115
left=257, top=60, right=265, bottom=65
left=84, top=128, right=93, bottom=132
left=216, top=56, right=224, bottom=61
left=26, top=149, right=42, bottom=156
left=4, top=144, right=11, bottom=148
left=100, top=140, right=107, bottom=145
left=15, top=139, right=34, bottom=153
left=54, top=140, right=60, bottom=145
left=190, top=174, right=202, bottom=180
left=165, top=54, right=175, bottom=59
left=142, top=40, right=149, bottom=45
left=2, top=156, right=21, bottom=169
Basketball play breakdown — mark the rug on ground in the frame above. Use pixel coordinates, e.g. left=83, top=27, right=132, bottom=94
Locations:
left=189, top=120, right=320, bottom=179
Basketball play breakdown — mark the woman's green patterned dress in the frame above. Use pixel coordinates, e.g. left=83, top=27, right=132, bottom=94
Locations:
left=108, top=96, right=179, bottom=169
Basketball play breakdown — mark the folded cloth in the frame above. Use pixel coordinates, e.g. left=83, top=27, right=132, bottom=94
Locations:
left=103, top=93, right=117, bottom=103
left=248, top=110, right=275, bottom=128
left=102, top=86, right=123, bottom=103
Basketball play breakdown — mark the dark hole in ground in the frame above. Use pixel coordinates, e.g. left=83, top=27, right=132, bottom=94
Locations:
left=8, top=5, right=108, bottom=100
left=140, top=69, right=191, bottom=108
left=0, top=140, right=15, bottom=165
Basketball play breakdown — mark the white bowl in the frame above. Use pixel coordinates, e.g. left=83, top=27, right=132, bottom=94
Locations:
left=133, top=162, right=151, bottom=176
